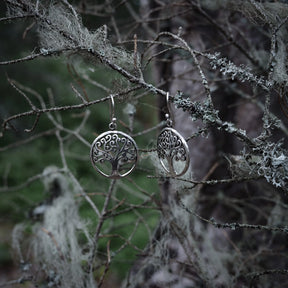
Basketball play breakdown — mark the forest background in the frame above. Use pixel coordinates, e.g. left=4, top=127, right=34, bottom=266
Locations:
left=1, top=1, right=288, bottom=288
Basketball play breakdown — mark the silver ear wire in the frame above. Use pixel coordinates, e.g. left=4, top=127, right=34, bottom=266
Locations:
left=156, top=92, right=190, bottom=177
left=110, top=94, right=115, bottom=121
left=90, top=95, right=138, bottom=179
left=109, top=95, right=117, bottom=130
left=165, top=92, right=173, bottom=127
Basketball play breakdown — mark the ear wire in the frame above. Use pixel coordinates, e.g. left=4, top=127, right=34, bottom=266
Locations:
left=109, top=95, right=117, bottom=130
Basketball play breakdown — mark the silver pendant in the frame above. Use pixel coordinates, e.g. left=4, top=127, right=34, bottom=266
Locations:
left=90, top=95, right=138, bottom=179
left=157, top=127, right=190, bottom=177
left=157, top=93, right=190, bottom=177
left=90, top=130, right=138, bottom=178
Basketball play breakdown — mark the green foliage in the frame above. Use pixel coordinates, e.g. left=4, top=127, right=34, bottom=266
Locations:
left=5, top=0, right=288, bottom=287
left=0, top=51, right=160, bottom=282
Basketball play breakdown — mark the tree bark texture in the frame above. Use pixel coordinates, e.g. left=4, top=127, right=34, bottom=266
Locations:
left=126, top=1, right=288, bottom=287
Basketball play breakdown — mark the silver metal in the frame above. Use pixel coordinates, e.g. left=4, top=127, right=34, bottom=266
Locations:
left=90, top=95, right=138, bottom=178
left=157, top=92, right=190, bottom=177
left=90, top=130, right=138, bottom=178
left=165, top=92, right=174, bottom=127
left=109, top=95, right=117, bottom=130
left=166, top=93, right=171, bottom=116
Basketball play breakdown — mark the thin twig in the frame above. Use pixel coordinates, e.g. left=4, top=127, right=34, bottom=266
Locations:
left=41, top=227, right=65, bottom=260
left=177, top=193, right=288, bottom=234
left=88, top=179, right=117, bottom=274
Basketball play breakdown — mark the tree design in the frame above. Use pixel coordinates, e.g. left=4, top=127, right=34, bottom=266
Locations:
left=3, top=1, right=288, bottom=287
left=157, top=127, right=190, bottom=176
left=90, top=131, right=138, bottom=178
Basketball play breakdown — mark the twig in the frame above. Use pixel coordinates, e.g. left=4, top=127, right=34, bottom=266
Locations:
left=67, top=64, right=89, bottom=102
left=188, top=0, right=261, bottom=68
left=7, top=77, right=38, bottom=111
left=0, top=128, right=56, bottom=152
left=0, top=49, right=68, bottom=65
left=0, top=14, right=34, bottom=22
left=71, top=84, right=87, bottom=104
left=173, top=95, right=257, bottom=147
left=22, top=21, right=35, bottom=39
left=41, top=227, right=65, bottom=260
left=248, top=269, right=288, bottom=288
left=0, top=168, right=65, bottom=193
left=0, top=276, right=33, bottom=288
left=55, top=129, right=101, bottom=220
left=88, top=179, right=117, bottom=274
left=177, top=193, right=288, bottom=234
left=158, top=31, right=213, bottom=104
left=24, top=112, right=41, bottom=133
left=147, top=174, right=262, bottom=186
left=0, top=95, right=108, bottom=135
left=98, top=240, right=111, bottom=288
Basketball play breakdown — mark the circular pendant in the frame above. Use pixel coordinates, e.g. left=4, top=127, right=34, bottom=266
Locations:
left=157, top=127, right=190, bottom=177
left=90, top=131, right=138, bottom=179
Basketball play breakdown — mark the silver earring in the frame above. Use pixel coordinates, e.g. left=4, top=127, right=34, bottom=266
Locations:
left=90, top=95, right=138, bottom=179
left=157, top=92, right=190, bottom=177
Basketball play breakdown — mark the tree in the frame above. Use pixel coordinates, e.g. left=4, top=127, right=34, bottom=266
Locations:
left=1, top=0, right=288, bottom=287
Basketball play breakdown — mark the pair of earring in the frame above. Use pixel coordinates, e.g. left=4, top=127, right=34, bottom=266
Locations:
left=90, top=93, right=190, bottom=179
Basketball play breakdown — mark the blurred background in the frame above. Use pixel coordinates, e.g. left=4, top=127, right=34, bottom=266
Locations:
left=2, top=1, right=288, bottom=287
left=0, top=1, right=161, bottom=286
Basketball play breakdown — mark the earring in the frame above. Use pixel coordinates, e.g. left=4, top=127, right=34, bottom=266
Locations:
left=90, top=95, right=138, bottom=179
left=157, top=92, right=190, bottom=177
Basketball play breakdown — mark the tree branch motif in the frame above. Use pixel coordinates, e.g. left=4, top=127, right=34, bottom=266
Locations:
left=157, top=128, right=190, bottom=176
left=90, top=131, right=138, bottom=178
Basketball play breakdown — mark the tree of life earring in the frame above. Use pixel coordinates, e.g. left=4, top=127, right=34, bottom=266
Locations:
left=90, top=95, right=138, bottom=179
left=157, top=92, right=190, bottom=177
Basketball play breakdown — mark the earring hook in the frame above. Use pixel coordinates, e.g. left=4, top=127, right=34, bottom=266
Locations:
left=165, top=92, right=174, bottom=127
left=109, top=95, right=117, bottom=130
